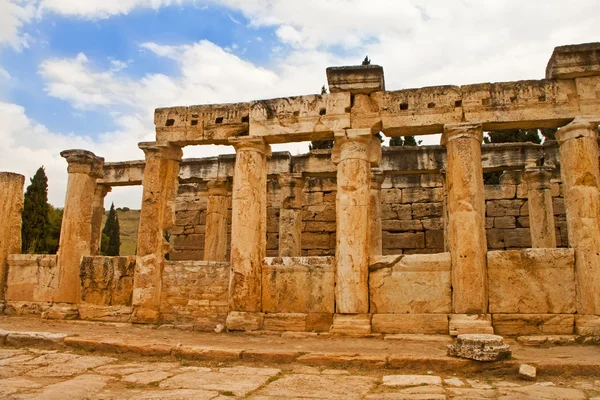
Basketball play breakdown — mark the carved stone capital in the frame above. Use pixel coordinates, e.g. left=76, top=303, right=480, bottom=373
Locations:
left=523, top=166, right=555, bottom=190
left=229, top=137, right=272, bottom=156
left=555, top=117, right=600, bottom=145
left=332, top=129, right=381, bottom=166
left=138, top=141, right=183, bottom=161
left=60, top=149, right=105, bottom=178
left=370, top=169, right=385, bottom=189
left=441, top=123, right=483, bottom=146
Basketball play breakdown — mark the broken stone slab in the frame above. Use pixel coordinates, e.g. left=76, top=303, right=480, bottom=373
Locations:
left=41, top=304, right=79, bottom=320
left=519, top=364, right=537, bottom=381
left=5, top=331, right=68, bottom=348
left=447, top=334, right=511, bottom=362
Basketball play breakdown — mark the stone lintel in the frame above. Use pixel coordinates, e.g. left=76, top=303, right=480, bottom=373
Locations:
left=555, top=116, right=600, bottom=144
left=546, top=42, right=600, bottom=79
left=440, top=123, right=483, bottom=146
left=229, top=136, right=272, bottom=156
left=523, top=166, right=555, bottom=190
left=326, top=64, right=385, bottom=94
left=138, top=141, right=183, bottom=161
left=60, top=149, right=104, bottom=177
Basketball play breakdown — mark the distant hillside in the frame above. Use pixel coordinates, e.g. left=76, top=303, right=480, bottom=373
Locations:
left=102, top=209, right=140, bottom=256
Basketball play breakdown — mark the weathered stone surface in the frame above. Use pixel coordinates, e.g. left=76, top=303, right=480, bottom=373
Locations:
left=253, top=373, right=376, bottom=399
left=370, top=253, right=451, bottom=314
left=447, top=334, right=511, bottom=362
left=5, top=331, right=67, bottom=347
left=575, top=315, right=600, bottom=336
left=122, top=370, right=174, bottom=385
left=330, top=313, right=372, bottom=335
left=203, top=179, right=229, bottom=262
left=372, top=314, right=449, bottom=334
left=0, top=173, right=24, bottom=305
left=160, top=370, right=273, bottom=396
left=382, top=375, right=442, bottom=387
left=226, top=311, right=264, bottom=331
left=492, top=314, right=574, bottom=335
left=262, top=257, right=334, bottom=314
left=80, top=256, right=135, bottom=306
left=546, top=42, right=600, bottom=79
left=78, top=304, right=132, bottom=322
left=519, top=364, right=537, bottom=381
left=28, top=374, right=112, bottom=400
left=6, top=255, right=59, bottom=303
left=502, top=384, right=586, bottom=399
left=263, top=313, right=306, bottom=332
left=487, top=249, right=576, bottom=313
left=449, top=314, right=493, bottom=336
left=523, top=166, right=557, bottom=248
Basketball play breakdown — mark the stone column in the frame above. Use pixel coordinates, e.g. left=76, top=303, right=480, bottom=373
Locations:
left=204, top=179, right=229, bottom=262
left=332, top=129, right=380, bottom=315
left=132, top=142, right=182, bottom=323
left=369, top=169, right=384, bottom=256
left=0, top=172, right=24, bottom=309
left=226, top=137, right=271, bottom=331
left=278, top=173, right=304, bottom=257
left=556, top=117, right=600, bottom=315
left=523, top=166, right=557, bottom=248
left=441, top=124, right=488, bottom=314
left=54, top=150, right=104, bottom=304
left=90, top=184, right=111, bottom=256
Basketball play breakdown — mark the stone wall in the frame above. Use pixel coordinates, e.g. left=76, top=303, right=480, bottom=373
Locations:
left=159, top=260, right=229, bottom=330
left=5, top=255, right=59, bottom=315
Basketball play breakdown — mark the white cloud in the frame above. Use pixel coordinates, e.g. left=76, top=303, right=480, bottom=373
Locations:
left=0, top=0, right=35, bottom=49
left=37, top=0, right=186, bottom=18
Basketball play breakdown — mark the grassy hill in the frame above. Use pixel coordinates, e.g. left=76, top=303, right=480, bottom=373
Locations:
left=101, top=209, right=140, bottom=256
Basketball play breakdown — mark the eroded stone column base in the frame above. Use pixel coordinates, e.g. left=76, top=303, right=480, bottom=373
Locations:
left=449, top=314, right=493, bottom=336
left=41, top=303, right=79, bottom=320
left=447, top=334, right=511, bottom=362
left=226, top=311, right=264, bottom=331
left=329, top=314, right=372, bottom=335
left=575, top=315, right=600, bottom=336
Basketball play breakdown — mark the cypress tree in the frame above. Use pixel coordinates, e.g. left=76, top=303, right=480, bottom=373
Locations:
left=389, top=136, right=421, bottom=146
left=21, top=167, right=50, bottom=253
left=101, top=203, right=121, bottom=256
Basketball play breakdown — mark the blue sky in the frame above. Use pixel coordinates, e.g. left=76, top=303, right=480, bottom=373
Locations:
left=0, top=0, right=598, bottom=207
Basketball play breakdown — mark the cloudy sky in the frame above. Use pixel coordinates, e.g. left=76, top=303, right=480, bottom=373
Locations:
left=0, top=0, right=598, bottom=208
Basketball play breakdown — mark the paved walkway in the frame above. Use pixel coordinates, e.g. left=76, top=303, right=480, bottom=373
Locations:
left=0, top=347, right=599, bottom=399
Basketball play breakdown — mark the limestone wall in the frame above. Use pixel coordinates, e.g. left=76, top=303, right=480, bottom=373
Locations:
left=159, top=260, right=229, bottom=330
left=5, top=255, right=59, bottom=315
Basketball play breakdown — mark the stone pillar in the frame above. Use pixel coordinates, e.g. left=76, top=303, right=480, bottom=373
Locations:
left=441, top=124, right=488, bottom=315
left=55, top=150, right=104, bottom=304
left=0, top=172, right=24, bottom=308
left=369, top=169, right=384, bottom=256
left=204, top=179, right=229, bottom=262
left=226, top=137, right=271, bottom=331
left=132, top=142, right=182, bottom=323
left=278, top=173, right=304, bottom=257
left=90, top=184, right=111, bottom=256
left=556, top=117, right=600, bottom=315
left=332, top=129, right=380, bottom=315
left=523, top=166, right=557, bottom=248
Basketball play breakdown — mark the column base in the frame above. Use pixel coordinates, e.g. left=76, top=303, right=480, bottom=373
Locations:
left=330, top=314, right=372, bottom=335
left=449, top=314, right=493, bottom=336
left=575, top=315, right=600, bottom=336
left=226, top=311, right=264, bottom=331
left=41, top=303, right=79, bottom=320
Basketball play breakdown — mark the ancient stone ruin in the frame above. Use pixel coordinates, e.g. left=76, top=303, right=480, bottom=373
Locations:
left=1, top=42, right=600, bottom=337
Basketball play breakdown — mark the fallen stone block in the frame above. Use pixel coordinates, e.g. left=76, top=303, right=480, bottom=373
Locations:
left=519, top=364, right=537, bottom=380
left=5, top=331, right=68, bottom=347
left=447, top=334, right=511, bottom=362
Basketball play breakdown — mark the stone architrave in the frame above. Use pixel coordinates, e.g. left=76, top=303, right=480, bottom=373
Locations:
left=441, top=124, right=488, bottom=314
left=523, top=166, right=557, bottom=248
left=90, top=185, right=111, bottom=256
left=55, top=150, right=104, bottom=304
left=0, top=172, right=25, bottom=308
left=278, top=173, right=304, bottom=257
left=332, top=129, right=381, bottom=314
left=370, top=169, right=385, bottom=256
left=204, top=179, right=229, bottom=262
left=227, top=137, right=271, bottom=318
left=555, top=117, right=600, bottom=314
left=132, top=142, right=182, bottom=323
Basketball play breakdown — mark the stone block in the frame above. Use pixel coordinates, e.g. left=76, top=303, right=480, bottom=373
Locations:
left=487, top=249, right=576, bottom=314
left=262, top=257, right=335, bottom=313
left=302, top=204, right=336, bottom=222
left=412, top=202, right=443, bottom=218
left=371, top=314, right=449, bottom=334
left=381, top=204, right=412, bottom=220
left=486, top=229, right=505, bottom=249
left=486, top=200, right=525, bottom=217
left=79, top=304, right=133, bottom=322
left=330, top=314, right=372, bottom=335
left=382, top=220, right=423, bottom=231
left=303, top=221, right=336, bottom=233
left=494, top=216, right=516, bottom=229
left=306, top=313, right=333, bottom=332
left=263, top=313, right=307, bottom=331
left=575, top=315, right=600, bottom=336
left=369, top=253, right=451, bottom=314
left=402, top=187, right=444, bottom=203
left=422, top=218, right=443, bottom=230
left=485, top=185, right=516, bottom=200
left=381, top=189, right=402, bottom=203
left=449, top=314, right=494, bottom=336
left=80, top=256, right=135, bottom=306
left=425, top=230, right=444, bottom=249
left=382, top=232, right=425, bottom=249
left=492, top=314, right=574, bottom=335
left=301, top=232, right=330, bottom=249
left=6, top=255, right=59, bottom=303
left=226, top=311, right=264, bottom=331
left=504, top=228, right=531, bottom=248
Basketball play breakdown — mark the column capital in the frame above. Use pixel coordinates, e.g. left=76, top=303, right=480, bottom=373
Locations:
left=370, top=169, right=385, bottom=189
left=138, top=141, right=183, bottom=161
left=229, top=137, right=272, bottom=156
left=332, top=129, right=381, bottom=166
left=441, top=123, right=483, bottom=146
left=523, top=166, right=555, bottom=190
left=279, top=173, right=304, bottom=209
left=555, top=117, right=600, bottom=145
left=60, top=149, right=104, bottom=178
left=206, top=178, right=230, bottom=196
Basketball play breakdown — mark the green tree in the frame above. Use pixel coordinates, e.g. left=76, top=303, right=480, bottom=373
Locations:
left=308, top=139, right=334, bottom=151
left=101, top=203, right=120, bottom=256
left=389, top=136, right=421, bottom=146
left=21, top=167, right=50, bottom=253
left=46, top=206, right=63, bottom=254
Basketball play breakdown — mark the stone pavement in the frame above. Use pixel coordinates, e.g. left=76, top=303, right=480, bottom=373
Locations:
left=0, top=347, right=599, bottom=399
